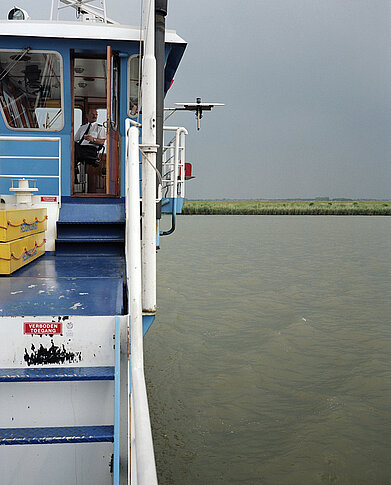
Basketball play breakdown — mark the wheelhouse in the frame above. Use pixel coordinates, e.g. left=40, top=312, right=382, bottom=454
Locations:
left=0, top=20, right=185, bottom=200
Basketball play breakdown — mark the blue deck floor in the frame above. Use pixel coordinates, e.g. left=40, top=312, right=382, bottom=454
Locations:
left=0, top=253, right=125, bottom=316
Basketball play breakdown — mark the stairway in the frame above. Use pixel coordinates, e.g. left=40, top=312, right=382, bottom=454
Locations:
left=0, top=365, right=114, bottom=444
left=55, top=199, right=125, bottom=256
left=0, top=316, right=122, bottom=485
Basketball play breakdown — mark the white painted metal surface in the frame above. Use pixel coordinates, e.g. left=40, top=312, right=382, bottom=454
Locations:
left=126, top=119, right=158, bottom=485
left=3, top=443, right=114, bottom=485
left=0, top=20, right=185, bottom=44
left=0, top=315, right=116, bottom=368
left=0, top=314, right=122, bottom=485
left=141, top=0, right=157, bottom=314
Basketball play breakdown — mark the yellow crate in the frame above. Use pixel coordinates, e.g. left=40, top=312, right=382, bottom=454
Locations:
left=0, top=208, right=47, bottom=242
left=0, top=231, right=46, bottom=275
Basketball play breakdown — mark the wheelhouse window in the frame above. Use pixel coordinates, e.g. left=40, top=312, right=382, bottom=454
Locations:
left=127, top=55, right=140, bottom=117
left=0, top=49, right=63, bottom=131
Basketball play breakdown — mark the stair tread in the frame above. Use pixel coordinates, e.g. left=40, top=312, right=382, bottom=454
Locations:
left=0, top=366, right=114, bottom=382
left=57, top=221, right=124, bottom=225
left=56, top=236, right=124, bottom=241
left=58, top=202, right=125, bottom=223
left=0, top=425, right=114, bottom=445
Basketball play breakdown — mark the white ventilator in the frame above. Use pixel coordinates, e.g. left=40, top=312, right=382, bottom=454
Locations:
left=9, top=178, right=38, bottom=205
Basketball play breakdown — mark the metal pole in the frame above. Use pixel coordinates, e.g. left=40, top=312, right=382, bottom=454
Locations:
left=155, top=0, right=167, bottom=219
left=127, top=122, right=158, bottom=485
left=141, top=0, right=158, bottom=313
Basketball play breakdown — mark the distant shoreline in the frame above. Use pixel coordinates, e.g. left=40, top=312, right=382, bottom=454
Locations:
left=182, top=200, right=391, bottom=215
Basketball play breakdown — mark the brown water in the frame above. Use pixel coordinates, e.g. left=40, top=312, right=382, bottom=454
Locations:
left=145, top=216, right=391, bottom=485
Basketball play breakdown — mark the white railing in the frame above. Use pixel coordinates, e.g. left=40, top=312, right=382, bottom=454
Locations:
left=124, top=120, right=189, bottom=483
left=0, top=136, right=61, bottom=200
left=162, top=126, right=187, bottom=200
left=125, top=119, right=158, bottom=485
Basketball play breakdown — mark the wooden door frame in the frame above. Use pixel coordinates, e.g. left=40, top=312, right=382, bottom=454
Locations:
left=71, top=51, right=120, bottom=197
left=106, top=45, right=120, bottom=197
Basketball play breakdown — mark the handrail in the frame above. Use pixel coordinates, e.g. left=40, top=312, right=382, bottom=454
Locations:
left=162, top=126, right=187, bottom=200
left=161, top=126, right=187, bottom=236
left=0, top=135, right=61, bottom=201
left=125, top=118, right=158, bottom=485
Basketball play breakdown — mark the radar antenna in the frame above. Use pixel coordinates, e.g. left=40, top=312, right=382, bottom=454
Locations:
left=50, top=0, right=117, bottom=24
left=165, top=97, right=224, bottom=130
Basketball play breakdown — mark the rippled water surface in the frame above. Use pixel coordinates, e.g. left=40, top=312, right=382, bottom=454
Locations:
left=145, top=216, right=391, bottom=485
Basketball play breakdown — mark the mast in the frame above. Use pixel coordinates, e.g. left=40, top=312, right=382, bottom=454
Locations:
left=141, top=0, right=157, bottom=312
left=51, top=0, right=116, bottom=23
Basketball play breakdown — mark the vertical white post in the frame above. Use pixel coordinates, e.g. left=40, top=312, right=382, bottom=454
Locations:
left=180, top=129, right=186, bottom=198
left=126, top=124, right=143, bottom=365
left=141, top=0, right=157, bottom=313
left=127, top=121, right=158, bottom=485
left=173, top=128, right=180, bottom=200
left=50, top=0, right=55, bottom=20
left=102, top=0, right=107, bottom=22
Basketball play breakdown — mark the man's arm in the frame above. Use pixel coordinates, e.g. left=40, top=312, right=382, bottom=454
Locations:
left=84, top=134, right=105, bottom=144
left=74, top=125, right=83, bottom=143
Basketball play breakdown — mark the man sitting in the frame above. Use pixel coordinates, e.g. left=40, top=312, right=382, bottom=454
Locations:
left=74, top=108, right=106, bottom=178
left=75, top=108, right=106, bottom=146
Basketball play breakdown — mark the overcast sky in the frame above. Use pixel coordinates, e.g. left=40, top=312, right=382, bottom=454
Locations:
left=1, top=0, right=390, bottom=199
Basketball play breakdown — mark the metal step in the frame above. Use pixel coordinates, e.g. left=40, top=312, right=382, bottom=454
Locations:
left=55, top=239, right=124, bottom=256
left=0, top=425, right=114, bottom=445
left=56, top=222, right=125, bottom=241
left=58, top=200, right=125, bottom=224
left=56, top=237, right=124, bottom=243
left=0, top=366, right=114, bottom=382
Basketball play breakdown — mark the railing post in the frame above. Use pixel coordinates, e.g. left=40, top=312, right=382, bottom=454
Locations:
left=180, top=130, right=186, bottom=199
left=126, top=120, right=158, bottom=485
left=126, top=123, right=143, bottom=367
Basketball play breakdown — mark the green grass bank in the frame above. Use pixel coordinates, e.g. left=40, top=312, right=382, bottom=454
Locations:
left=182, top=200, right=391, bottom=215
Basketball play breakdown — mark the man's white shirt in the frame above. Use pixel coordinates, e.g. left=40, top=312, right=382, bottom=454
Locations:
left=75, top=122, right=106, bottom=145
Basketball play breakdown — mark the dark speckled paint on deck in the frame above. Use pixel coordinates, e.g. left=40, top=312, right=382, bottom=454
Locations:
left=24, top=340, right=81, bottom=366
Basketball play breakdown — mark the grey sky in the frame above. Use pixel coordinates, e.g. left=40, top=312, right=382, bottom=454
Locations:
left=1, top=0, right=390, bottom=199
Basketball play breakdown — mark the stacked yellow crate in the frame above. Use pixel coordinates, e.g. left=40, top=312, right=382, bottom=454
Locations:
left=0, top=208, right=47, bottom=275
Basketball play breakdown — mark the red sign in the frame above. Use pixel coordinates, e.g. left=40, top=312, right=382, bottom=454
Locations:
left=40, top=196, right=57, bottom=202
left=24, top=322, right=63, bottom=335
